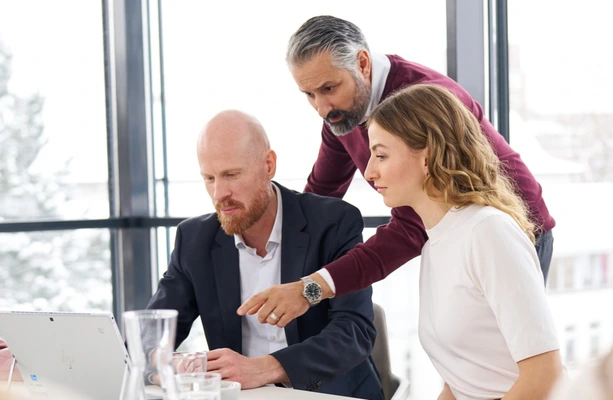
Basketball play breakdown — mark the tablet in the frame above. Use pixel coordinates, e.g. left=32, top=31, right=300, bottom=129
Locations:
left=0, top=311, right=129, bottom=400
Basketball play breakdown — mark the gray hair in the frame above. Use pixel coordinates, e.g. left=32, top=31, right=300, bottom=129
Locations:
left=286, top=15, right=370, bottom=72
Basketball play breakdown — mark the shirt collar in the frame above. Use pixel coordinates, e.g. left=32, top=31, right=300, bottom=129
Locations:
left=361, top=52, right=391, bottom=124
left=425, top=206, right=462, bottom=245
left=234, top=183, right=283, bottom=248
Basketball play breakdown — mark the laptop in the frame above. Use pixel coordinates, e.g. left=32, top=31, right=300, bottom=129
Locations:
left=0, top=311, right=129, bottom=400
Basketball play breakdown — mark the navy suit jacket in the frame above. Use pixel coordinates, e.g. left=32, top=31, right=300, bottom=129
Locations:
left=147, top=183, right=383, bottom=399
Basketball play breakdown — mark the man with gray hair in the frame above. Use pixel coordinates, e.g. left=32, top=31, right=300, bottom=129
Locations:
left=239, top=15, right=556, bottom=333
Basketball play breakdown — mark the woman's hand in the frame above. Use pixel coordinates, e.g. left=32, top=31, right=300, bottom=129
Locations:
left=237, top=273, right=333, bottom=327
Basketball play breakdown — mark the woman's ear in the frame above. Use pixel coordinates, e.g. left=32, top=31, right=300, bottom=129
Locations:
left=421, top=149, right=430, bottom=175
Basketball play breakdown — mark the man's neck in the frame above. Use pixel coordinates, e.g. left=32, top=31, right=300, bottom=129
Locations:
left=241, top=190, right=278, bottom=257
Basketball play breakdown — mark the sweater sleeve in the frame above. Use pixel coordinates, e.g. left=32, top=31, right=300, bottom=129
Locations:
left=304, top=124, right=357, bottom=198
left=324, top=205, right=428, bottom=296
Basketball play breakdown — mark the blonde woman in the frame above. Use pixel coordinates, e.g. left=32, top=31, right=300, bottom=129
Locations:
left=364, top=84, right=562, bottom=400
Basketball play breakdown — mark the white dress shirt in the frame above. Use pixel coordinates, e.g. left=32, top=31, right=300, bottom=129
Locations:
left=235, top=183, right=289, bottom=357
left=361, top=51, right=392, bottom=124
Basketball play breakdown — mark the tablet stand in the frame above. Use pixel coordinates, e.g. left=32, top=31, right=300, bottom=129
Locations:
left=6, top=355, right=16, bottom=392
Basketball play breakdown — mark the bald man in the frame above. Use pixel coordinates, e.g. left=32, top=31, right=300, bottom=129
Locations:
left=146, top=110, right=383, bottom=398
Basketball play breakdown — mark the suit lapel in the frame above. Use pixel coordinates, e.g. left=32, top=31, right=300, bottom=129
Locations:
left=211, top=229, right=242, bottom=354
left=277, top=183, right=310, bottom=346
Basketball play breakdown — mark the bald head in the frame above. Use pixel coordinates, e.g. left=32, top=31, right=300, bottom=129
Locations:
left=197, top=110, right=270, bottom=161
left=197, top=110, right=278, bottom=236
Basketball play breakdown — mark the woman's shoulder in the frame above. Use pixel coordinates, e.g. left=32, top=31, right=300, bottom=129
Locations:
left=458, top=204, right=513, bottom=228
left=457, top=205, right=528, bottom=245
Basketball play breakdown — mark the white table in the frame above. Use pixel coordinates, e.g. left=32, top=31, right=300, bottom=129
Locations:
left=240, top=386, right=356, bottom=399
left=6, top=381, right=357, bottom=399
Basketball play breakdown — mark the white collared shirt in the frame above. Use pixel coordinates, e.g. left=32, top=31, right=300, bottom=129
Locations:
left=235, top=183, right=289, bottom=357
left=318, top=52, right=391, bottom=294
left=360, top=51, right=391, bottom=124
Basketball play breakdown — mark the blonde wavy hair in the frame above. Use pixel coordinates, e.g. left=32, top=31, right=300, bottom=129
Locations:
left=368, top=84, right=536, bottom=242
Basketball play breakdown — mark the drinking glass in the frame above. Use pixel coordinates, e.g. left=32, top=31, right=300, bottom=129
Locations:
left=175, top=372, right=221, bottom=400
left=172, top=351, right=207, bottom=374
left=121, top=309, right=179, bottom=400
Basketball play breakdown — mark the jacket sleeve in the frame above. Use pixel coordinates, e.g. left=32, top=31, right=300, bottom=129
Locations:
left=304, top=124, right=357, bottom=198
left=270, top=205, right=377, bottom=391
left=146, top=224, right=200, bottom=348
left=325, top=205, right=428, bottom=296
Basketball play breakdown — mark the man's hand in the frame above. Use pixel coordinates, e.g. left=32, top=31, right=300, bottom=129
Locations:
left=236, top=281, right=308, bottom=328
left=206, top=348, right=288, bottom=389
left=237, top=273, right=333, bottom=327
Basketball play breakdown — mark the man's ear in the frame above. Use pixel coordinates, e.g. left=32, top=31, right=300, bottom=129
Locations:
left=266, top=149, right=277, bottom=179
left=357, top=49, right=371, bottom=79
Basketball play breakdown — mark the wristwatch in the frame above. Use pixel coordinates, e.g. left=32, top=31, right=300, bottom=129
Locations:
left=300, top=276, right=323, bottom=306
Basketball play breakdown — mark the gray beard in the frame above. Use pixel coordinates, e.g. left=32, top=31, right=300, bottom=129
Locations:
left=325, top=79, right=371, bottom=137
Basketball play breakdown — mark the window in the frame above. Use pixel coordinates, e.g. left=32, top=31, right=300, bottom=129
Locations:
left=589, top=253, right=610, bottom=287
left=510, top=0, right=613, bottom=373
left=547, top=258, right=560, bottom=291
left=590, top=322, right=600, bottom=357
left=152, top=0, right=447, bottom=217
left=0, top=230, right=112, bottom=312
left=584, top=256, right=596, bottom=288
left=603, top=254, right=610, bottom=285
left=563, top=258, right=575, bottom=290
left=0, top=1, right=109, bottom=222
left=0, top=1, right=112, bottom=313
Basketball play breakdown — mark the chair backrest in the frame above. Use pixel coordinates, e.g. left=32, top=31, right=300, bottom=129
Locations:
left=372, top=303, right=398, bottom=400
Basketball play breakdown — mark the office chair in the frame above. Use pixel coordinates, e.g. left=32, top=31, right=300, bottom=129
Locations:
left=372, top=303, right=410, bottom=400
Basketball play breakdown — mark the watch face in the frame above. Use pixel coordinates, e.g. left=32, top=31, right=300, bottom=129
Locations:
left=305, top=282, right=322, bottom=300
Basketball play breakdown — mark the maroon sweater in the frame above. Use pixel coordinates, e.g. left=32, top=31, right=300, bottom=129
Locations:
left=305, top=55, right=555, bottom=296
